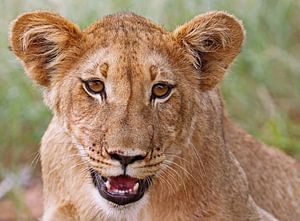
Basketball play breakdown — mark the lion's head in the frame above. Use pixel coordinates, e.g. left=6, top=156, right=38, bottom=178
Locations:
left=10, top=11, right=244, bottom=217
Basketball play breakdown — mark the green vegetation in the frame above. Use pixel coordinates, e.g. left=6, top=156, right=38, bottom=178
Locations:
left=0, top=0, right=299, bottom=218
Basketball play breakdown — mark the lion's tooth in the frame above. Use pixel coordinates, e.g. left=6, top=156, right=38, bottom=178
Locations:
left=133, top=183, right=139, bottom=192
left=105, top=181, right=111, bottom=190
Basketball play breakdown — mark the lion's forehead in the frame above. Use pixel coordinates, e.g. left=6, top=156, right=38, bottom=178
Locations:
left=78, top=14, right=182, bottom=88
left=78, top=45, right=176, bottom=84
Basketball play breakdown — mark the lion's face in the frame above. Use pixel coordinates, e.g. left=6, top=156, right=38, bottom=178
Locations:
left=10, top=11, right=244, bottom=215
left=55, top=29, right=197, bottom=206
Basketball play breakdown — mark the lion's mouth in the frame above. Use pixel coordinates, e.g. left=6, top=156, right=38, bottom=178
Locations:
left=90, top=169, right=152, bottom=205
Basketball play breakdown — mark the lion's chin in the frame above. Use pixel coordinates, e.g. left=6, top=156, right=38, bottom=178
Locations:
left=90, top=185, right=149, bottom=220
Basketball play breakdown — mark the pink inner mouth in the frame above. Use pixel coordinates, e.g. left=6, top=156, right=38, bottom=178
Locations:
left=90, top=169, right=152, bottom=205
left=106, top=175, right=139, bottom=194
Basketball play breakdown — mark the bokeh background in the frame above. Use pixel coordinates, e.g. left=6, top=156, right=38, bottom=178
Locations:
left=0, top=0, right=299, bottom=220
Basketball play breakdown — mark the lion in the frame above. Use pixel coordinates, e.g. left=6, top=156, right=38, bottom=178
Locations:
left=9, top=11, right=300, bottom=221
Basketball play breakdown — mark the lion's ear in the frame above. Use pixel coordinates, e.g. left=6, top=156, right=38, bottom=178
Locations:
left=9, top=11, right=82, bottom=87
left=173, top=11, right=245, bottom=91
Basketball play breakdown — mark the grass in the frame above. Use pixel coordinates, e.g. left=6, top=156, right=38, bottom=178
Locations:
left=0, top=0, right=299, bottom=219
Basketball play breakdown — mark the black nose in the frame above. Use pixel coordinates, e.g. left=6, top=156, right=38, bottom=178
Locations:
left=109, top=153, right=145, bottom=168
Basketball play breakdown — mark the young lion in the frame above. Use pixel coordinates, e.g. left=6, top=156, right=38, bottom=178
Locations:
left=10, top=11, right=300, bottom=221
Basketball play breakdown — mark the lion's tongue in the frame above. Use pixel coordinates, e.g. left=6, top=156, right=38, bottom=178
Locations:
left=108, top=175, right=138, bottom=191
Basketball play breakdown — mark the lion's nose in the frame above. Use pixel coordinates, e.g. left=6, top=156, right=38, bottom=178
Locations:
left=109, top=152, right=145, bottom=168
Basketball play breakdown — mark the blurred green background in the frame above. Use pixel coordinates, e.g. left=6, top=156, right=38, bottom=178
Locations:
left=0, top=0, right=299, bottom=219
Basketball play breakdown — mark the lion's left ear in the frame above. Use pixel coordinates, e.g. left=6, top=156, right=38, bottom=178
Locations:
left=173, top=11, right=245, bottom=91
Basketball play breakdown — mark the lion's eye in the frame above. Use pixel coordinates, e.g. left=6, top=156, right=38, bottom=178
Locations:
left=84, top=80, right=105, bottom=94
left=151, top=83, right=173, bottom=99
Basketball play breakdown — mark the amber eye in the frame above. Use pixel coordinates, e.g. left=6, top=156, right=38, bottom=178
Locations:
left=151, top=83, right=173, bottom=99
left=84, top=80, right=105, bottom=94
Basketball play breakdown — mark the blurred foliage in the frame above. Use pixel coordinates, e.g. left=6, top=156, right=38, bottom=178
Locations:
left=0, top=0, right=299, bottom=218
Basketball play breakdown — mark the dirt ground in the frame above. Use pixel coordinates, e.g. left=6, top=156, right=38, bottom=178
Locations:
left=0, top=181, right=43, bottom=221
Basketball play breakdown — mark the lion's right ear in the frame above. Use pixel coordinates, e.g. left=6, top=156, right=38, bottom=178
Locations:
left=9, top=11, right=82, bottom=86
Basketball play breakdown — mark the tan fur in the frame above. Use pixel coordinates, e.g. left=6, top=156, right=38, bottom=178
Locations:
left=9, top=11, right=300, bottom=221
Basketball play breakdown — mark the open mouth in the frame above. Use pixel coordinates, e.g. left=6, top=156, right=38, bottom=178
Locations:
left=90, top=169, right=152, bottom=205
